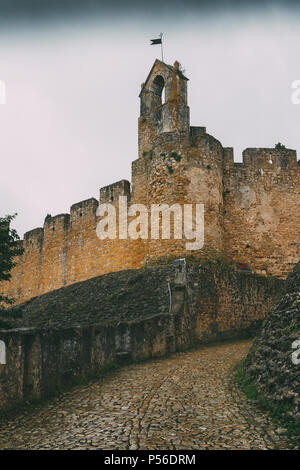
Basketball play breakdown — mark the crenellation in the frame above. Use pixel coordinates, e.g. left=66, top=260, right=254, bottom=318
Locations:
left=1, top=59, right=299, bottom=304
left=70, top=198, right=99, bottom=219
left=43, top=214, right=70, bottom=236
left=242, top=147, right=298, bottom=170
left=23, top=227, right=43, bottom=248
left=99, top=180, right=131, bottom=204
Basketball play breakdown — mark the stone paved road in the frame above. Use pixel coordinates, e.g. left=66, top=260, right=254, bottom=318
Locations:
left=0, top=340, right=298, bottom=450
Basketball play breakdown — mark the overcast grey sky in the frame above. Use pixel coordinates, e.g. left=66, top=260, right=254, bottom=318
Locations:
left=0, top=1, right=300, bottom=236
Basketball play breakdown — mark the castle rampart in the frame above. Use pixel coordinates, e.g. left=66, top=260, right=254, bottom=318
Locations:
left=1, top=59, right=299, bottom=304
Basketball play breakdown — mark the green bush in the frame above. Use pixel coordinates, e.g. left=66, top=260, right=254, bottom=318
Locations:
left=236, top=361, right=300, bottom=440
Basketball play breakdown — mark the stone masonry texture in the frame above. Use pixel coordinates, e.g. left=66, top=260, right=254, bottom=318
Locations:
left=244, top=261, right=300, bottom=424
left=0, top=340, right=298, bottom=450
left=0, top=263, right=283, bottom=411
left=0, top=59, right=299, bottom=305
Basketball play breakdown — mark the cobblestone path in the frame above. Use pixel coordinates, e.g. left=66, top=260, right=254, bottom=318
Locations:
left=0, top=340, right=298, bottom=450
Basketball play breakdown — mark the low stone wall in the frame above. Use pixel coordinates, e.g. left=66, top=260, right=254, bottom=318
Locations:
left=0, top=303, right=192, bottom=411
left=0, top=263, right=284, bottom=412
left=187, top=265, right=284, bottom=342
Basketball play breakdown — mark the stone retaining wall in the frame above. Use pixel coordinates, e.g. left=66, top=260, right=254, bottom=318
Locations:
left=0, top=264, right=284, bottom=412
left=0, top=309, right=192, bottom=411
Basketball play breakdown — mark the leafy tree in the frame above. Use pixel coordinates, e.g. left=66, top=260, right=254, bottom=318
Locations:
left=0, top=214, right=24, bottom=307
left=275, top=142, right=286, bottom=150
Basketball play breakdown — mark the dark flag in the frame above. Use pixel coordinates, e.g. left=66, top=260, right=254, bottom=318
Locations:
left=150, top=38, right=162, bottom=45
left=150, top=33, right=164, bottom=61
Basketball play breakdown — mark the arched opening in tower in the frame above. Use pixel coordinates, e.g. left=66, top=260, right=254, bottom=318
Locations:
left=150, top=75, right=165, bottom=108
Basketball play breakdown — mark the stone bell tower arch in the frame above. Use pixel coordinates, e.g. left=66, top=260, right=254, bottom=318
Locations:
left=138, top=59, right=190, bottom=158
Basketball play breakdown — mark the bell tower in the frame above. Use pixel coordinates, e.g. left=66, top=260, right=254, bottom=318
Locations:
left=138, top=59, right=190, bottom=158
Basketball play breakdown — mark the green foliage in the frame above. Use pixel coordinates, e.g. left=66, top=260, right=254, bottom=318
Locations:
left=160, top=152, right=181, bottom=162
left=170, top=152, right=182, bottom=162
left=167, top=165, right=174, bottom=174
left=0, top=214, right=24, bottom=307
left=236, top=361, right=300, bottom=441
left=275, top=142, right=286, bottom=150
left=223, top=189, right=231, bottom=198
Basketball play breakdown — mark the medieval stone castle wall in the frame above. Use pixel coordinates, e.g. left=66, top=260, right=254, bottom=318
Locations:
left=1, top=59, right=300, bottom=304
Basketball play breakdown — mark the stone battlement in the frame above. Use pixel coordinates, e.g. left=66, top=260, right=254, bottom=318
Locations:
left=225, top=147, right=298, bottom=171
left=1, top=59, right=299, bottom=304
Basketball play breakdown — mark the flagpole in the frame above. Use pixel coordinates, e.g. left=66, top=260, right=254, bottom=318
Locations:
left=150, top=33, right=164, bottom=61
left=160, top=33, right=164, bottom=62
